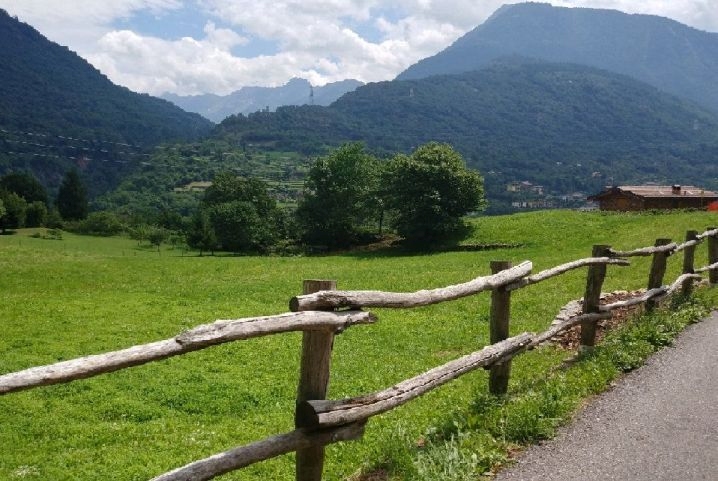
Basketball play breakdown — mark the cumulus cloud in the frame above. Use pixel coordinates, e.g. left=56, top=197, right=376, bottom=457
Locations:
left=0, top=0, right=716, bottom=95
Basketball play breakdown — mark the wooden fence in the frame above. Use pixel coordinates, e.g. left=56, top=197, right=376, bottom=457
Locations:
left=2, top=227, right=718, bottom=480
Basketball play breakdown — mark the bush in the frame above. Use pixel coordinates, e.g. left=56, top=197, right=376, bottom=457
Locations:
left=74, top=211, right=125, bottom=236
left=25, top=201, right=48, bottom=228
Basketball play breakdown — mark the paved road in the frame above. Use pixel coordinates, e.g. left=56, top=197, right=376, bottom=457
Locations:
left=495, top=312, right=718, bottom=481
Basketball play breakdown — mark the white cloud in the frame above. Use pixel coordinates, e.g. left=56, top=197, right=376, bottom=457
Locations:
left=0, top=0, right=182, bottom=54
left=0, top=0, right=716, bottom=96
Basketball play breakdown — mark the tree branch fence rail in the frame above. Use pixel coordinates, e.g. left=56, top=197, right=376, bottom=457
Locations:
left=2, top=227, right=718, bottom=481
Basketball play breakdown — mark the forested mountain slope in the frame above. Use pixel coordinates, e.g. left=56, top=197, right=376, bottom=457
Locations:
left=0, top=9, right=213, bottom=195
left=215, top=60, right=718, bottom=196
left=397, top=3, right=718, bottom=112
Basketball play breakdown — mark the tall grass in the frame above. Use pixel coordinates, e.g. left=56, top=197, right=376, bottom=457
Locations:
left=0, top=210, right=716, bottom=480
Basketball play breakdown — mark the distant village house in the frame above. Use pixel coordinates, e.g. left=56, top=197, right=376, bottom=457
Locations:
left=506, top=181, right=544, bottom=195
left=588, top=185, right=718, bottom=211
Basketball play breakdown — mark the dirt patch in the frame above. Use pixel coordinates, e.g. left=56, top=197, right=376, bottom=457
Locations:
left=550, top=291, right=645, bottom=350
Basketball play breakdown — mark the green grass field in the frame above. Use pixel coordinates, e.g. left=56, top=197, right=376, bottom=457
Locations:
left=1, top=210, right=717, bottom=480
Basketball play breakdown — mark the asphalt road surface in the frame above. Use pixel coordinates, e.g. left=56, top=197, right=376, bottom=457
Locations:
left=494, top=311, right=718, bottom=481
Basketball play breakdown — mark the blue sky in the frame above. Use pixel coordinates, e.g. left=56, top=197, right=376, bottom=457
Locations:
left=1, top=1, right=716, bottom=96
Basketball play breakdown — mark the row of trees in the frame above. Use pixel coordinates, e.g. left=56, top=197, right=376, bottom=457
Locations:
left=296, top=142, right=486, bottom=249
left=183, top=142, right=485, bottom=253
left=0, top=170, right=88, bottom=233
left=3, top=142, right=485, bottom=253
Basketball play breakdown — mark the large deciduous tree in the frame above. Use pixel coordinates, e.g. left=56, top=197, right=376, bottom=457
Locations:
left=0, top=190, right=27, bottom=233
left=201, top=172, right=279, bottom=253
left=187, top=209, right=217, bottom=256
left=0, top=172, right=48, bottom=205
left=296, top=143, right=382, bottom=248
left=383, top=142, right=486, bottom=247
left=56, top=169, right=88, bottom=221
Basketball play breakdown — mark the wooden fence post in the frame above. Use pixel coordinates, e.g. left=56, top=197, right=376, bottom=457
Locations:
left=580, top=245, right=610, bottom=351
left=682, top=230, right=698, bottom=297
left=646, top=238, right=672, bottom=311
left=489, top=261, right=512, bottom=395
left=708, top=227, right=718, bottom=285
left=295, top=280, right=337, bottom=481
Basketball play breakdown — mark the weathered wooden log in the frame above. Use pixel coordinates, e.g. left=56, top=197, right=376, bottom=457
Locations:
left=489, top=261, right=513, bottom=395
left=696, top=227, right=718, bottom=240
left=600, top=287, right=666, bottom=311
left=646, top=239, right=672, bottom=311
left=695, top=261, right=718, bottom=273
left=681, top=231, right=699, bottom=296
left=295, top=280, right=337, bottom=481
left=529, top=312, right=612, bottom=348
left=506, top=257, right=629, bottom=291
left=150, top=423, right=366, bottom=481
left=581, top=245, right=610, bottom=349
left=665, top=273, right=702, bottom=297
left=599, top=274, right=702, bottom=312
left=299, top=334, right=533, bottom=428
left=289, top=261, right=533, bottom=311
left=673, top=238, right=701, bottom=254
left=0, top=310, right=374, bottom=396
left=609, top=242, right=677, bottom=258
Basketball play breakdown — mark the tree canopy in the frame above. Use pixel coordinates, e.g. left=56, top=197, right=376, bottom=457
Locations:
left=56, top=169, right=88, bottom=221
left=199, top=172, right=281, bottom=253
left=0, top=172, right=48, bottom=205
left=296, top=143, right=382, bottom=248
left=383, top=142, right=486, bottom=246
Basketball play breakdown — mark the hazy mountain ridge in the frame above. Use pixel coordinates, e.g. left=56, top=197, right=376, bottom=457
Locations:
left=397, top=2, right=718, bottom=112
left=163, top=78, right=364, bottom=123
left=0, top=9, right=213, bottom=195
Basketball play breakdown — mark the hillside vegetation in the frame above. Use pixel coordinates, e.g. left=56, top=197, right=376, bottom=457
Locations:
left=215, top=61, right=718, bottom=202
left=0, top=9, right=213, bottom=196
left=1, top=210, right=717, bottom=480
left=398, top=2, right=718, bottom=112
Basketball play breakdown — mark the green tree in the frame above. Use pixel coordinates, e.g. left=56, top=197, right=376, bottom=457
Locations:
left=383, top=142, right=486, bottom=246
left=56, top=169, right=88, bottom=221
left=208, top=201, right=266, bottom=253
left=25, top=201, right=48, bottom=227
left=296, top=143, right=382, bottom=248
left=0, top=199, right=6, bottom=225
left=77, top=211, right=125, bottom=236
left=147, top=226, right=168, bottom=252
left=202, top=172, right=279, bottom=253
left=187, top=209, right=217, bottom=256
left=0, top=172, right=48, bottom=205
left=0, top=190, right=27, bottom=233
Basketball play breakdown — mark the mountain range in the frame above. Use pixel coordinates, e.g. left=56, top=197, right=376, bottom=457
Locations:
left=398, top=2, right=718, bottom=112
left=163, top=78, right=363, bottom=123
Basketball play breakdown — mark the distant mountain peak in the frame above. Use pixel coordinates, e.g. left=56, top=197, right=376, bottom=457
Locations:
left=397, top=3, right=718, bottom=111
left=164, top=78, right=364, bottom=122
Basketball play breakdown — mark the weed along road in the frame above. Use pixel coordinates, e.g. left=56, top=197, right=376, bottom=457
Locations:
left=495, top=312, right=718, bottom=481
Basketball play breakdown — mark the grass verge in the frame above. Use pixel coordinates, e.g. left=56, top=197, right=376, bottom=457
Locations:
left=361, top=290, right=717, bottom=481
left=2, top=210, right=718, bottom=480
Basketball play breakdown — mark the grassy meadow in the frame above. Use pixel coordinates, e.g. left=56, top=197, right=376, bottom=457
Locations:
left=1, top=210, right=717, bottom=480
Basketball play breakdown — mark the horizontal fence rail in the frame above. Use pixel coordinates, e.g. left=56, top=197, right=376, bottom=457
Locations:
left=289, top=261, right=533, bottom=311
left=3, top=227, right=718, bottom=481
left=0, top=310, right=375, bottom=395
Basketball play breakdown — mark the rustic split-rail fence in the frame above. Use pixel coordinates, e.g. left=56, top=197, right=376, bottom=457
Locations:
left=2, top=227, right=718, bottom=480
